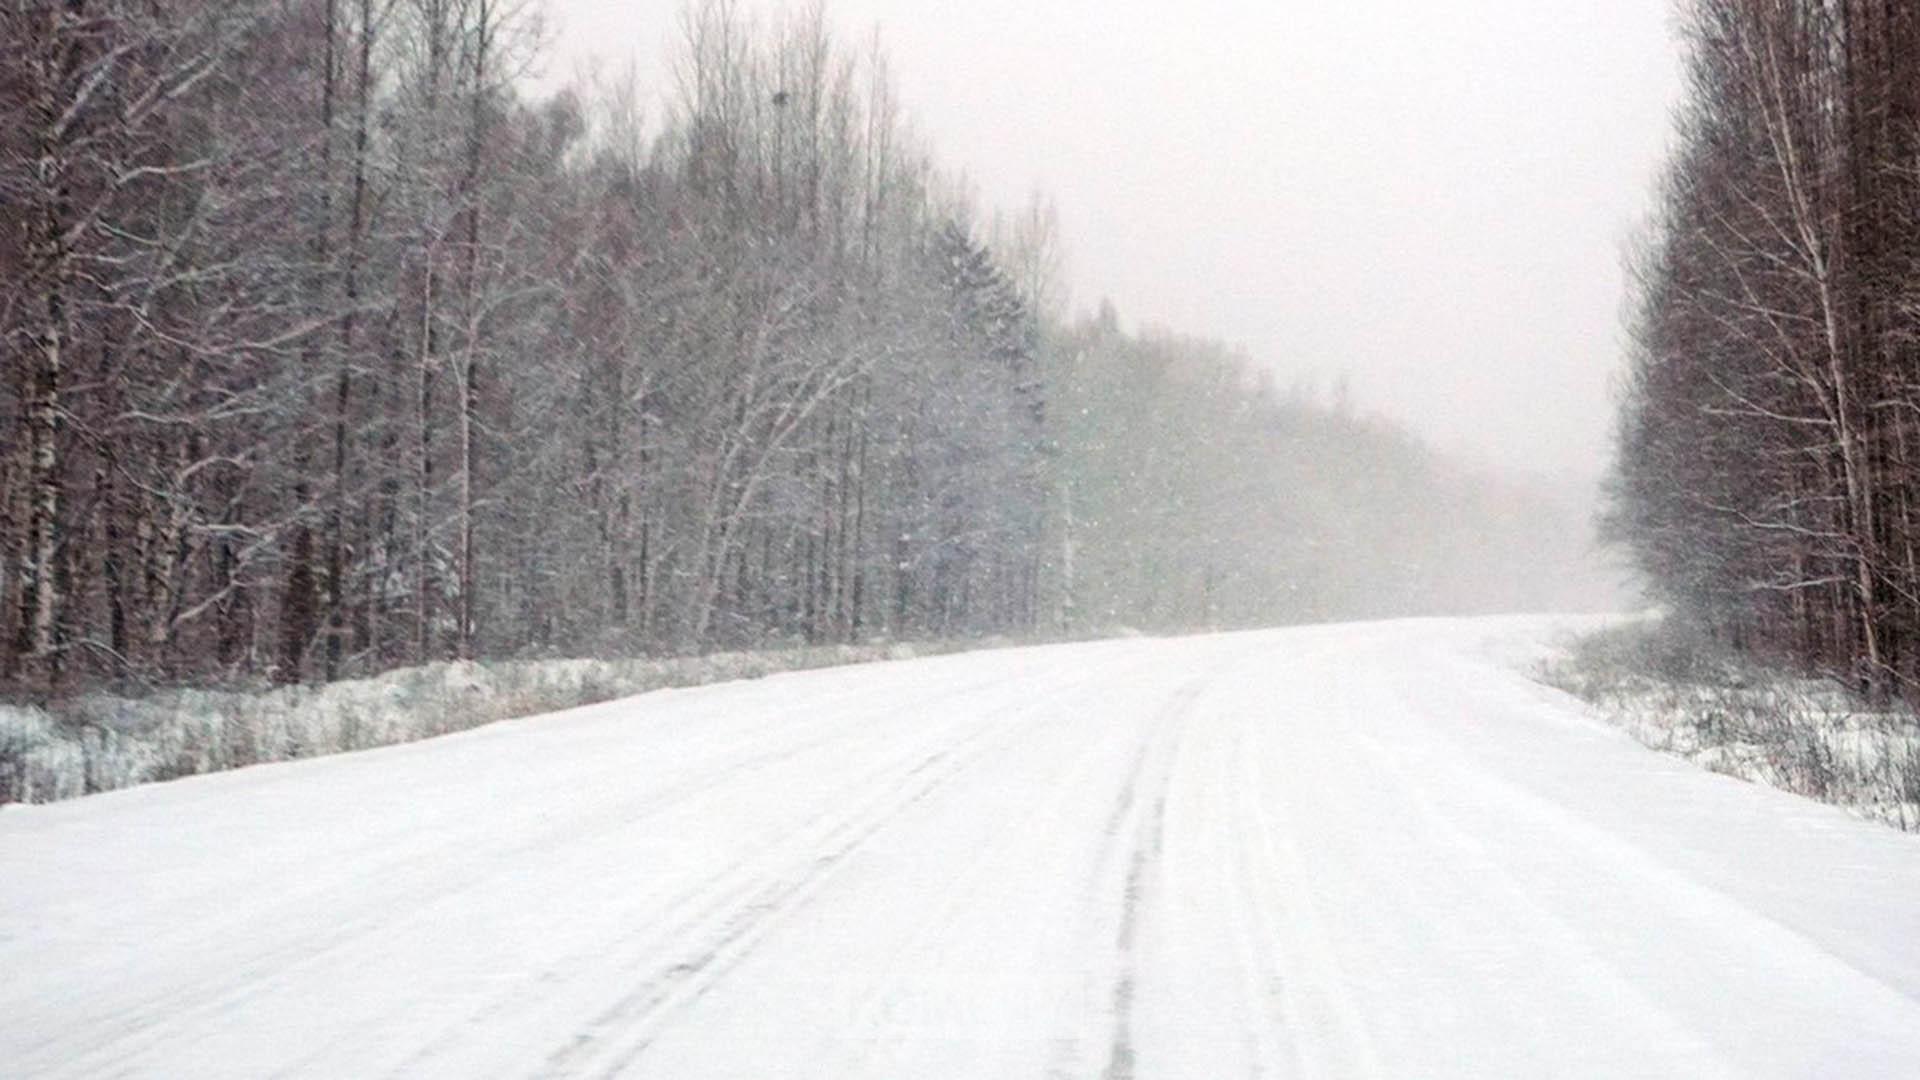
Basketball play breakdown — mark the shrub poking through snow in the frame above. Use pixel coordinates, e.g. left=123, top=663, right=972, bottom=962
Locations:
left=0, top=642, right=960, bottom=806
left=1540, top=621, right=1920, bottom=832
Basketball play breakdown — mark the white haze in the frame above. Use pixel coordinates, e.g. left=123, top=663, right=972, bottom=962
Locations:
left=535, top=0, right=1684, bottom=483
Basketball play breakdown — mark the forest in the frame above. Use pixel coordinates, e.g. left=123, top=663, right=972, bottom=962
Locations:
left=1614, top=0, right=1920, bottom=698
left=1, top=0, right=1599, bottom=697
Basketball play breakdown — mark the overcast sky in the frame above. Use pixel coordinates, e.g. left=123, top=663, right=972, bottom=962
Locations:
left=534, top=1, right=1682, bottom=481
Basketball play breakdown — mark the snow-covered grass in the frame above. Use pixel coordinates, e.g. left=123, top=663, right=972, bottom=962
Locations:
left=1540, top=621, right=1920, bottom=832
left=0, top=641, right=954, bottom=805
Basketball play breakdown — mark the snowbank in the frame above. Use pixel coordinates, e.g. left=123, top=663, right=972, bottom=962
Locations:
left=0, top=642, right=936, bottom=806
left=1539, top=623, right=1920, bottom=832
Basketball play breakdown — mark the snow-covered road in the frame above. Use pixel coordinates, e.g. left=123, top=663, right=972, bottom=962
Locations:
left=6, top=616, right=1920, bottom=1078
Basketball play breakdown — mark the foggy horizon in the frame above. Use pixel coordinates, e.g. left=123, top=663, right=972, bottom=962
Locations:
left=537, top=0, right=1685, bottom=482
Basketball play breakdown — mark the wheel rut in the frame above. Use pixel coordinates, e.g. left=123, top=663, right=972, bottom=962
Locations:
left=1097, top=678, right=1202, bottom=1080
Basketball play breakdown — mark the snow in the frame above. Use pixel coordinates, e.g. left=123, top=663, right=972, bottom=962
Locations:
left=0, top=643, right=934, bottom=804
left=4, top=615, right=1920, bottom=1077
left=1539, top=625, right=1920, bottom=833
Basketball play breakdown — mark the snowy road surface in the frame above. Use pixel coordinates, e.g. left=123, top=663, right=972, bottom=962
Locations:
left=6, top=617, right=1920, bottom=1078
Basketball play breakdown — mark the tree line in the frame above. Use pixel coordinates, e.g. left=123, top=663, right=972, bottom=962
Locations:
left=2, top=0, right=1601, bottom=697
left=1613, top=0, right=1920, bottom=695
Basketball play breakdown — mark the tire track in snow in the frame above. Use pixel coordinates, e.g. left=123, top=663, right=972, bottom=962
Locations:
left=369, top=671, right=1063, bottom=1076
left=823, top=695, right=1126, bottom=1079
left=1216, top=710, right=1301, bottom=1078
left=532, top=661, right=1134, bottom=1079
left=1098, top=679, right=1201, bottom=1080
left=42, top=719, right=885, bottom=1077
left=32, top=669, right=1029, bottom=1079
left=1231, top=690, right=1386, bottom=1080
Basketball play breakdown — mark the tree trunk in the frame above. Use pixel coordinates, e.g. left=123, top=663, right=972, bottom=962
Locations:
left=22, top=0, right=84, bottom=688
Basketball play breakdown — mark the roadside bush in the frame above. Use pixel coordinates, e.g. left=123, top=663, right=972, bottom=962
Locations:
left=1541, top=620, right=1920, bottom=832
left=0, top=642, right=949, bottom=806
